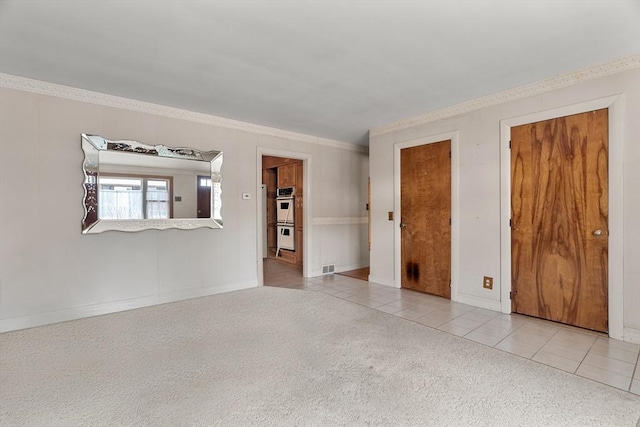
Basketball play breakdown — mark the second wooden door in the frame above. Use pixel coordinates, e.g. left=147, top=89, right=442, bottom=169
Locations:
left=511, top=109, right=609, bottom=332
left=400, top=140, right=451, bottom=298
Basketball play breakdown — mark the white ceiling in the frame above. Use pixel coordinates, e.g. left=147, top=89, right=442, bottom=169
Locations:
left=1, top=1, right=638, bottom=146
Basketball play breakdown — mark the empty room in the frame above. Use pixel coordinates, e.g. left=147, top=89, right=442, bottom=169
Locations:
left=1, top=1, right=639, bottom=425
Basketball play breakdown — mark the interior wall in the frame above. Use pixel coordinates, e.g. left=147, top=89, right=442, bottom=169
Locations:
left=311, top=145, right=370, bottom=273
left=0, top=84, right=369, bottom=332
left=369, top=68, right=640, bottom=342
left=172, top=172, right=198, bottom=218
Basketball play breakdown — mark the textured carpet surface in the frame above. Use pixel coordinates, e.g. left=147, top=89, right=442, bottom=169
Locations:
left=1, top=287, right=639, bottom=426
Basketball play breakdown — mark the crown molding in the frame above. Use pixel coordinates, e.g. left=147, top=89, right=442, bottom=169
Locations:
left=370, top=54, right=640, bottom=137
left=0, top=73, right=367, bottom=154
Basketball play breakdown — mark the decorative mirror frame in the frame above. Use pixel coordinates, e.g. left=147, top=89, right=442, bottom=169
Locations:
left=81, top=134, right=223, bottom=234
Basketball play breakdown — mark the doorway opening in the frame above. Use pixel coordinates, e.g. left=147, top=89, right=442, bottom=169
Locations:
left=260, top=154, right=305, bottom=285
left=263, top=156, right=303, bottom=265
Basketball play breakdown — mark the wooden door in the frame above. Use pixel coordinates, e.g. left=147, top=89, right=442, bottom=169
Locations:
left=400, top=140, right=451, bottom=298
left=197, top=175, right=211, bottom=218
left=511, top=109, right=608, bottom=332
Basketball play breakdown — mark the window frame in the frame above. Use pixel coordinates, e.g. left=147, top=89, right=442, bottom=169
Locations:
left=99, top=173, right=174, bottom=219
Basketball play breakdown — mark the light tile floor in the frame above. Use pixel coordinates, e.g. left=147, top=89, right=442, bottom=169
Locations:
left=264, top=260, right=640, bottom=395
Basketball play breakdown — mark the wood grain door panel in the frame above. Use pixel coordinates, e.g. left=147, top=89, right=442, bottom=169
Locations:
left=400, top=140, right=451, bottom=298
left=511, top=109, right=608, bottom=332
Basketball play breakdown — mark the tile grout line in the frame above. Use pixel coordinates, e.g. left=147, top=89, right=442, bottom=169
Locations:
left=578, top=336, right=600, bottom=364
left=576, top=337, right=638, bottom=392
left=459, top=315, right=494, bottom=342
left=529, top=328, right=563, bottom=363
left=570, top=333, right=600, bottom=377
left=629, top=348, right=640, bottom=393
left=491, top=320, right=527, bottom=348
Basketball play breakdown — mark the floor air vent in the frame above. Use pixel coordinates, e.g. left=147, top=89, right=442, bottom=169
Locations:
left=322, top=264, right=335, bottom=275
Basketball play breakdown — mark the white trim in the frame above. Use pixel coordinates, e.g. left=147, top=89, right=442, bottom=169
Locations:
left=0, top=280, right=257, bottom=333
left=0, top=73, right=367, bottom=154
left=623, top=328, right=640, bottom=345
left=312, top=216, right=368, bottom=226
left=334, top=263, right=368, bottom=274
left=457, top=293, right=502, bottom=313
left=499, top=95, right=624, bottom=340
left=256, top=148, right=312, bottom=282
left=156, top=281, right=257, bottom=304
left=393, top=131, right=460, bottom=300
left=309, top=263, right=369, bottom=278
left=371, top=54, right=640, bottom=137
left=368, top=275, right=396, bottom=288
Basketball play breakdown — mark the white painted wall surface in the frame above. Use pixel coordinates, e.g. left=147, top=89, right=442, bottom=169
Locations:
left=369, top=68, right=640, bottom=342
left=171, top=173, right=198, bottom=219
left=0, top=84, right=369, bottom=332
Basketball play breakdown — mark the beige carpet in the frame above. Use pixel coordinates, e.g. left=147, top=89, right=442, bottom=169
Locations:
left=1, top=287, right=639, bottom=426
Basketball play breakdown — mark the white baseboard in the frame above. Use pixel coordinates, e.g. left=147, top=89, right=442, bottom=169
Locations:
left=335, top=264, right=368, bottom=274
left=368, top=275, right=396, bottom=288
left=456, top=293, right=502, bottom=313
left=309, top=269, right=322, bottom=278
left=0, top=280, right=257, bottom=333
left=623, top=327, right=640, bottom=344
left=309, top=263, right=369, bottom=278
left=157, top=280, right=257, bottom=304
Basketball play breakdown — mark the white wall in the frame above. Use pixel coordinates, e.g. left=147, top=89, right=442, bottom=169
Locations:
left=172, top=172, right=198, bottom=218
left=369, top=67, right=640, bottom=343
left=0, top=82, right=369, bottom=332
left=309, top=144, right=370, bottom=274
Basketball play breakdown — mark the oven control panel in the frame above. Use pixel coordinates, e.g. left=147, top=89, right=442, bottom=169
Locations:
left=277, top=187, right=295, bottom=198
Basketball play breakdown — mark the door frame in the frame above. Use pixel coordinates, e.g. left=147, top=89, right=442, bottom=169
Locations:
left=256, top=147, right=312, bottom=284
left=499, top=95, right=624, bottom=339
left=393, top=131, right=459, bottom=301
